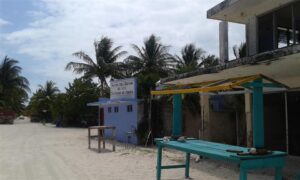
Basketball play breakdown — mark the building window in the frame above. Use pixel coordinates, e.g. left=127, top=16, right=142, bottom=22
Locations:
left=127, top=105, right=133, bottom=112
left=276, top=5, right=293, bottom=48
left=114, top=106, right=119, bottom=113
left=108, top=107, right=112, bottom=113
left=258, top=1, right=300, bottom=53
left=295, top=2, right=300, bottom=44
left=258, top=12, right=274, bottom=53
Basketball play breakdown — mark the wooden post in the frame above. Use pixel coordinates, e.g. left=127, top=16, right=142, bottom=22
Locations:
left=284, top=92, right=289, bottom=154
left=102, top=129, right=105, bottom=149
left=200, top=95, right=210, bottom=140
left=98, top=128, right=101, bottom=153
left=172, top=94, right=182, bottom=136
left=245, top=93, right=253, bottom=147
left=252, top=79, right=264, bottom=148
left=112, top=128, right=116, bottom=151
left=88, top=128, right=91, bottom=149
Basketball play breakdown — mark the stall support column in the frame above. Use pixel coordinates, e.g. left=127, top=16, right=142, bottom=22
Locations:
left=185, top=153, right=190, bottom=178
left=252, top=78, right=264, bottom=148
left=172, top=94, right=182, bottom=136
left=156, top=146, right=162, bottom=180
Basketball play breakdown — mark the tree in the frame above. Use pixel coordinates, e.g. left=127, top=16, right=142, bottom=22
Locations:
left=126, top=34, right=174, bottom=77
left=126, top=34, right=174, bottom=98
left=233, top=42, right=247, bottom=59
left=200, top=55, right=219, bottom=68
left=125, top=35, right=174, bottom=144
left=65, top=37, right=127, bottom=96
left=27, top=81, right=59, bottom=123
left=174, top=43, right=205, bottom=74
left=57, top=78, right=100, bottom=127
left=37, top=81, right=60, bottom=99
left=0, top=56, right=30, bottom=113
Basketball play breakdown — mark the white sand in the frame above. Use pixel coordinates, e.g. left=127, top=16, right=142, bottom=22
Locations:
left=0, top=118, right=296, bottom=180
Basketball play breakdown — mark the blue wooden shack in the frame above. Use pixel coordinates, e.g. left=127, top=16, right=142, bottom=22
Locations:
left=88, top=78, right=141, bottom=144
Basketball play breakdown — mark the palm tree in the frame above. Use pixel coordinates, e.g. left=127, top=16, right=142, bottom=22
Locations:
left=125, top=35, right=174, bottom=144
left=36, top=81, right=59, bottom=123
left=200, top=55, right=219, bottom=68
left=0, top=56, right=30, bottom=112
left=65, top=37, right=127, bottom=96
left=174, top=44, right=205, bottom=74
left=233, top=42, right=247, bottom=59
left=126, top=34, right=174, bottom=77
left=37, top=81, right=59, bottom=99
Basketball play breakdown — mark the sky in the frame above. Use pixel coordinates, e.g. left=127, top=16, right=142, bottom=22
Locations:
left=0, top=0, right=245, bottom=94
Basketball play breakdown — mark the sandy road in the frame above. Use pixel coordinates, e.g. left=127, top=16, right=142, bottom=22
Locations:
left=0, top=118, right=160, bottom=180
left=0, top=118, right=281, bottom=180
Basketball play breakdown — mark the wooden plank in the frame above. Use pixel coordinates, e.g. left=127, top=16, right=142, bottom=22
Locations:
left=88, top=126, right=116, bottom=152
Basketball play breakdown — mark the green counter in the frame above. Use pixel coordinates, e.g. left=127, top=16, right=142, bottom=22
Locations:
left=155, top=138, right=286, bottom=180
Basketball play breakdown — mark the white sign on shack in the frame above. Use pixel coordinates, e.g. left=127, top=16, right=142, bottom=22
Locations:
left=110, top=78, right=137, bottom=100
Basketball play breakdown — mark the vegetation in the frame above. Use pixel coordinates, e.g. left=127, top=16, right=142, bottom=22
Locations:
left=174, top=43, right=205, bottom=74
left=65, top=37, right=127, bottom=96
left=0, top=56, right=30, bottom=113
left=233, top=42, right=247, bottom=59
left=23, top=34, right=222, bottom=129
left=26, top=81, right=59, bottom=123
left=27, top=78, right=99, bottom=127
left=55, top=78, right=100, bottom=127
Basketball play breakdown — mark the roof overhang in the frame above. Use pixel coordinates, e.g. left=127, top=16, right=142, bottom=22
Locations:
left=151, top=74, right=288, bottom=96
left=207, top=0, right=294, bottom=24
left=159, top=45, right=300, bottom=91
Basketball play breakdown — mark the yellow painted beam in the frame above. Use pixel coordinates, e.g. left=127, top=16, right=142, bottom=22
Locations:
left=151, top=75, right=261, bottom=96
left=151, top=85, right=232, bottom=95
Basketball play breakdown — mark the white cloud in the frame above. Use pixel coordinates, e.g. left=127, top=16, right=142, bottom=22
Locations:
left=0, top=18, right=11, bottom=26
left=2, top=0, right=245, bottom=91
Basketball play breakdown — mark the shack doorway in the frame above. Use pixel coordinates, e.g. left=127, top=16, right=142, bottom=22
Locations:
left=99, top=108, right=104, bottom=126
left=288, top=92, right=300, bottom=156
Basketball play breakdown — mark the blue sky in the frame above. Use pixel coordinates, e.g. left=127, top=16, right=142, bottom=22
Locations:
left=0, top=0, right=245, bottom=95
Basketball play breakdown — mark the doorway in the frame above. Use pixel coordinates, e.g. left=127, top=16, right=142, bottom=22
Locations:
left=288, top=92, right=300, bottom=156
left=99, top=108, right=104, bottom=126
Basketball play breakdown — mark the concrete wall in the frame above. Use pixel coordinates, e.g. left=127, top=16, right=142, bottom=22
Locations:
left=183, top=106, right=201, bottom=138
left=103, top=102, right=138, bottom=144
left=159, top=100, right=201, bottom=138
left=209, top=111, right=237, bottom=145
left=201, top=95, right=247, bottom=146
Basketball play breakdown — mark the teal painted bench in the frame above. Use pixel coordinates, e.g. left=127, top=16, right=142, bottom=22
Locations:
left=155, top=139, right=286, bottom=180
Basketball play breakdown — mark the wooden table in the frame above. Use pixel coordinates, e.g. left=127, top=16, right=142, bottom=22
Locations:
left=155, top=138, right=286, bottom=180
left=88, top=126, right=116, bottom=153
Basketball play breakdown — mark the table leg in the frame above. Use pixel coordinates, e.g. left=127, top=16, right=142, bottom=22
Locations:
left=240, top=168, right=247, bottom=180
left=88, top=128, right=91, bottom=149
left=98, top=128, right=101, bottom=153
left=102, top=129, right=105, bottom=149
left=275, top=167, right=283, bottom=180
left=156, top=146, right=162, bottom=180
left=185, top=153, right=190, bottom=178
left=297, top=171, right=300, bottom=180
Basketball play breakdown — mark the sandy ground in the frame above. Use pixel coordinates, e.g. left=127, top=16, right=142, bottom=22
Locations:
left=0, top=118, right=299, bottom=180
